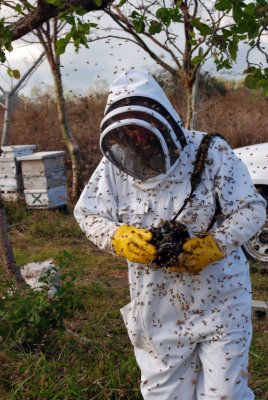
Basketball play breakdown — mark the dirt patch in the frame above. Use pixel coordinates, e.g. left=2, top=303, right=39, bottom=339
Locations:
left=77, top=267, right=128, bottom=288
left=106, top=268, right=129, bottom=288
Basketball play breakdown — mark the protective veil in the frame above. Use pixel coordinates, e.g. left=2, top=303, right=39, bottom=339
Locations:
left=100, top=77, right=186, bottom=180
left=74, top=70, right=266, bottom=400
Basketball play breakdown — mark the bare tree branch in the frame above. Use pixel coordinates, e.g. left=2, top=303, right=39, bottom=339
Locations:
left=10, top=51, right=45, bottom=95
left=255, top=27, right=268, bottom=63
left=7, top=0, right=114, bottom=41
left=107, top=8, right=180, bottom=76
left=256, top=4, right=268, bottom=14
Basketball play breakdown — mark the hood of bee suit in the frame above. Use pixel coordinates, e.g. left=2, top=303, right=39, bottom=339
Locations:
left=99, top=69, right=188, bottom=189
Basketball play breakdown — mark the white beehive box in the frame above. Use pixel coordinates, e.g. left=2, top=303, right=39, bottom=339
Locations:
left=24, top=186, right=67, bottom=209
left=18, top=151, right=65, bottom=174
left=23, top=168, right=66, bottom=190
left=1, top=145, right=36, bottom=159
left=0, top=157, right=18, bottom=174
left=1, top=192, right=23, bottom=201
left=0, top=173, right=23, bottom=191
left=17, top=151, right=67, bottom=208
left=0, top=145, right=36, bottom=198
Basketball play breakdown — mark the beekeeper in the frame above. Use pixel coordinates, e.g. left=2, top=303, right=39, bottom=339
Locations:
left=74, top=70, right=266, bottom=400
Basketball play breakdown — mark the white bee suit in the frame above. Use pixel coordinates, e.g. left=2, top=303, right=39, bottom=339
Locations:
left=74, top=70, right=266, bottom=400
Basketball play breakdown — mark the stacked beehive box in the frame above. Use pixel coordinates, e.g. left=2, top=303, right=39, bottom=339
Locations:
left=0, top=145, right=36, bottom=200
left=17, top=151, right=68, bottom=209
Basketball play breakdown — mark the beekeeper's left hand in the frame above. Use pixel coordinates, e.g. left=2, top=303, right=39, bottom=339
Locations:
left=169, top=234, right=225, bottom=274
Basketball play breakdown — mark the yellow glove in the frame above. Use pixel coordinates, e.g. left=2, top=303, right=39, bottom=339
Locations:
left=113, top=225, right=156, bottom=264
left=169, top=234, right=225, bottom=274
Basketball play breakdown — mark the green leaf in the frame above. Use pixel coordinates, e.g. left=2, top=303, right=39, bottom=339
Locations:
left=133, top=19, right=145, bottom=33
left=24, top=1, right=36, bottom=10
left=45, top=0, right=61, bottom=5
left=248, top=23, right=259, bottom=39
left=188, top=39, right=197, bottom=45
left=78, top=21, right=90, bottom=34
left=156, top=8, right=171, bottom=26
left=228, top=41, right=237, bottom=61
left=15, top=4, right=22, bottom=14
left=244, top=68, right=267, bottom=94
left=56, top=38, right=69, bottom=55
left=74, top=38, right=81, bottom=50
left=222, top=28, right=231, bottom=40
left=94, top=0, right=102, bottom=6
left=233, top=22, right=249, bottom=34
left=65, top=16, right=75, bottom=25
left=233, top=4, right=243, bottom=23
left=192, top=19, right=213, bottom=36
left=214, top=0, right=231, bottom=11
left=7, top=68, right=13, bottom=78
left=244, top=73, right=259, bottom=89
left=118, top=0, right=127, bottom=6
left=256, top=79, right=268, bottom=90
left=6, top=42, right=13, bottom=52
left=216, top=58, right=232, bottom=70
left=130, top=11, right=139, bottom=18
left=0, top=18, right=13, bottom=60
left=244, top=3, right=256, bottom=15
left=169, top=6, right=183, bottom=23
left=237, top=34, right=247, bottom=40
left=12, top=69, right=21, bottom=79
left=149, top=20, right=162, bottom=35
left=7, top=68, right=20, bottom=79
left=243, top=67, right=256, bottom=74
left=192, top=55, right=204, bottom=65
left=73, top=7, right=88, bottom=16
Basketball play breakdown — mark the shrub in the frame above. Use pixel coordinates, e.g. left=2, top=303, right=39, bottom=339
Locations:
left=0, top=251, right=84, bottom=349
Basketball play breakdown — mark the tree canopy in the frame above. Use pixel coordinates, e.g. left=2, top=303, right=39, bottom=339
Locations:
left=1, top=0, right=112, bottom=65
left=0, top=0, right=267, bottom=92
left=105, top=0, right=267, bottom=95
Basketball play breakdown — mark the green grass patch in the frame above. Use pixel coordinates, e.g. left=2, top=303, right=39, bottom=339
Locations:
left=249, top=321, right=268, bottom=400
left=250, top=262, right=268, bottom=302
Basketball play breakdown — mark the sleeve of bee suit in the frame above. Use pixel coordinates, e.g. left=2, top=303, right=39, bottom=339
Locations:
left=74, top=157, right=122, bottom=254
left=207, top=137, right=267, bottom=255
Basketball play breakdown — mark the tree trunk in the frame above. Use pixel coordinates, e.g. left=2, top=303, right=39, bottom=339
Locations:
left=0, top=191, right=26, bottom=285
left=185, top=84, right=194, bottom=130
left=1, top=52, right=45, bottom=146
left=191, top=48, right=203, bottom=131
left=52, top=61, right=82, bottom=200
left=1, top=92, right=12, bottom=146
left=191, top=66, right=201, bottom=130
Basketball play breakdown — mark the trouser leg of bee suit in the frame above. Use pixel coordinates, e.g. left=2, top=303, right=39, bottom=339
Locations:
left=135, top=329, right=254, bottom=400
left=136, top=345, right=200, bottom=400
left=196, top=329, right=254, bottom=400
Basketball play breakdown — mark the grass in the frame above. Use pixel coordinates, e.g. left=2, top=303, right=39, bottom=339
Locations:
left=0, top=201, right=267, bottom=399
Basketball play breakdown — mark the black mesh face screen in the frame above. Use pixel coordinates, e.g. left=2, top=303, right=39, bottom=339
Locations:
left=101, top=124, right=167, bottom=180
left=104, top=96, right=186, bottom=148
left=102, top=111, right=178, bottom=166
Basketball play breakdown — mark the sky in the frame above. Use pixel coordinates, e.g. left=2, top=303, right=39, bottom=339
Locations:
left=0, top=9, right=267, bottom=97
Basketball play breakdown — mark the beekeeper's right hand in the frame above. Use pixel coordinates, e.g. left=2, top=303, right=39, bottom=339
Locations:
left=113, top=225, right=156, bottom=264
